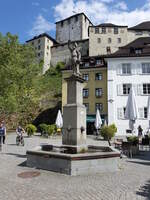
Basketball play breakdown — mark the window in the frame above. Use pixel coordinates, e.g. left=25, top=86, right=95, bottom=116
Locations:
left=32, top=42, right=34, bottom=45
left=97, top=38, right=101, bottom=43
left=83, top=74, right=89, bottom=81
left=95, top=103, right=103, bottom=112
left=38, top=45, right=41, bottom=50
left=144, top=107, right=148, bottom=118
left=96, top=59, right=102, bottom=65
left=101, top=27, right=106, bottom=34
left=118, top=38, right=121, bottom=43
left=95, top=88, right=102, bottom=97
left=142, top=63, right=150, bottom=74
left=47, top=45, right=49, bottom=50
left=47, top=52, right=49, bottom=56
left=83, top=103, right=89, bottom=113
left=83, top=89, right=89, bottom=98
left=123, top=84, right=131, bottom=95
left=117, top=107, right=126, bottom=119
left=95, top=73, right=102, bottom=80
left=68, top=19, right=70, bottom=24
left=135, top=48, right=142, bottom=54
left=135, top=32, right=143, bottom=35
left=38, top=39, right=40, bottom=43
left=114, top=27, right=118, bottom=34
left=84, top=62, right=89, bottom=67
left=108, top=38, right=112, bottom=43
left=95, top=27, right=99, bottom=34
left=122, top=63, right=131, bottom=75
left=61, top=21, right=63, bottom=27
left=75, top=16, right=78, bottom=22
left=38, top=53, right=40, bottom=57
left=143, top=84, right=150, bottom=94
left=106, top=47, right=111, bottom=54
left=47, top=39, right=49, bottom=43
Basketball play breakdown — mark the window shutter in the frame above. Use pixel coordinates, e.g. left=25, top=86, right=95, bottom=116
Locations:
left=117, top=108, right=124, bottom=119
left=132, top=84, right=137, bottom=95
left=137, top=84, right=143, bottom=95
left=137, top=63, right=142, bottom=74
left=138, top=108, right=144, bottom=119
left=116, top=64, right=122, bottom=75
left=117, top=84, right=123, bottom=95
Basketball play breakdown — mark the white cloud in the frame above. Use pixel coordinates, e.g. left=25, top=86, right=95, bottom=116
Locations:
left=29, top=14, right=55, bottom=37
left=114, top=1, right=128, bottom=11
left=54, top=0, right=150, bottom=27
left=32, top=2, right=40, bottom=6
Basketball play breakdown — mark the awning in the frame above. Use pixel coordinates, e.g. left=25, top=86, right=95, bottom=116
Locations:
left=86, top=115, right=106, bottom=123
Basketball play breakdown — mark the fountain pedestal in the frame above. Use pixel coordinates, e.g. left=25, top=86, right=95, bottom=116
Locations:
left=62, top=75, right=87, bottom=153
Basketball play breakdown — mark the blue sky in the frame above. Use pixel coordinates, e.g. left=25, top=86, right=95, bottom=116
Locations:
left=0, top=0, right=150, bottom=43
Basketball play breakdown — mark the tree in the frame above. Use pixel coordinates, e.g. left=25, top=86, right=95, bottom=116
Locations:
left=0, top=32, right=42, bottom=125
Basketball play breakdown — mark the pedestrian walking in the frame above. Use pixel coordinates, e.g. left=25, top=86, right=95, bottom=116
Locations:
left=0, top=122, right=5, bottom=151
left=138, top=125, right=143, bottom=137
left=2, top=121, right=6, bottom=144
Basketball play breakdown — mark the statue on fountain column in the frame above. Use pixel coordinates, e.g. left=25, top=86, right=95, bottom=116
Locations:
left=68, top=40, right=81, bottom=76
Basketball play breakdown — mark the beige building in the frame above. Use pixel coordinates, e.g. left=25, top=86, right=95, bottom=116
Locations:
left=128, top=21, right=150, bottom=43
left=62, top=56, right=107, bottom=134
left=89, top=21, right=150, bottom=57
left=89, top=23, right=128, bottom=56
left=26, top=33, right=57, bottom=73
left=56, top=13, right=93, bottom=44
left=51, top=39, right=89, bottom=66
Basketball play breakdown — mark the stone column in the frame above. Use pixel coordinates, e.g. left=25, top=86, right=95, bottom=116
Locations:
left=62, top=74, right=87, bottom=152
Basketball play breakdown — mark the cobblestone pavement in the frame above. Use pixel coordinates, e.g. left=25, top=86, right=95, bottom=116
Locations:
left=0, top=133, right=150, bottom=200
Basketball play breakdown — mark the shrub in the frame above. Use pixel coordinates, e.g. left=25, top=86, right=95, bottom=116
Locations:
left=46, top=124, right=56, bottom=136
left=26, top=124, right=37, bottom=136
left=100, top=124, right=117, bottom=141
left=38, top=124, right=56, bottom=137
left=127, top=136, right=139, bottom=145
left=39, top=123, right=48, bottom=136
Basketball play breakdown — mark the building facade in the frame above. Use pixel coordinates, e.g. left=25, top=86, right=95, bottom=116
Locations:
left=128, top=21, right=150, bottom=43
left=106, top=37, right=150, bottom=135
left=62, top=56, right=107, bottom=134
left=51, top=39, right=89, bottom=66
left=56, top=13, right=93, bottom=44
left=89, top=23, right=128, bottom=56
left=26, top=33, right=57, bottom=73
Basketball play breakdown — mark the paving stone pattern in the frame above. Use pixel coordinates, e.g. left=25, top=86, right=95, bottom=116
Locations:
left=0, top=134, right=150, bottom=200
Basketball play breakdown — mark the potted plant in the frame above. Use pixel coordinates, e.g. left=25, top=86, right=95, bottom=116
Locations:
left=100, top=124, right=117, bottom=146
left=26, top=124, right=37, bottom=137
left=126, top=136, right=139, bottom=155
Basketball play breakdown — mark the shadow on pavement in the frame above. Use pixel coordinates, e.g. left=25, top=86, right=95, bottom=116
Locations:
left=127, top=151, right=150, bottom=166
left=18, top=161, right=27, bottom=167
left=136, top=180, right=150, bottom=199
left=4, top=153, right=26, bottom=158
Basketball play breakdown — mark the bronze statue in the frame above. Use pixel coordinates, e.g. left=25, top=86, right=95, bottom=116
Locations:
left=68, top=40, right=81, bottom=75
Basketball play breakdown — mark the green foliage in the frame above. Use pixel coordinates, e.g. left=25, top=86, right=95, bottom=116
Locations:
left=46, top=124, right=56, bottom=136
left=39, top=123, right=56, bottom=136
left=0, top=32, right=42, bottom=124
left=26, top=124, right=37, bottom=136
left=127, top=136, right=139, bottom=145
left=100, top=124, right=117, bottom=140
left=39, top=123, right=48, bottom=136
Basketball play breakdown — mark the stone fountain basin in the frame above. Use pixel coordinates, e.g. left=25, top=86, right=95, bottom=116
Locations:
left=26, top=145, right=120, bottom=176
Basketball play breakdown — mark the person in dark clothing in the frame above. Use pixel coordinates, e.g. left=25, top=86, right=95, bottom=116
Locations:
left=138, top=125, right=143, bottom=137
left=0, top=123, right=5, bottom=150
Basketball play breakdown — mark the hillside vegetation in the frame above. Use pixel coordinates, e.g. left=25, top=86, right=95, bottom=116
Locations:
left=0, top=33, right=63, bottom=129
